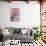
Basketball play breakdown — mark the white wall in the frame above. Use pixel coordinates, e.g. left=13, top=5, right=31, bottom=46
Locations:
left=0, top=1, right=40, bottom=28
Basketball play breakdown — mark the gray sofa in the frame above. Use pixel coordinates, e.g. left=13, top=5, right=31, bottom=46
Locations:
left=4, top=27, right=34, bottom=43
left=7, top=28, right=34, bottom=43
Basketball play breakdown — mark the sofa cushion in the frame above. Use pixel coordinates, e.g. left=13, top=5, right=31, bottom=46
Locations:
left=9, top=33, right=34, bottom=43
left=14, top=28, right=21, bottom=34
left=21, top=28, right=27, bottom=35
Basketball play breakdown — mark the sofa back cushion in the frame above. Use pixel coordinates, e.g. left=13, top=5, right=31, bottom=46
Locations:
left=14, top=28, right=21, bottom=34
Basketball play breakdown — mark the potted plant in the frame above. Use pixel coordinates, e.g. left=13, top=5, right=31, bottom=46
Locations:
left=32, top=27, right=43, bottom=40
left=32, top=27, right=38, bottom=40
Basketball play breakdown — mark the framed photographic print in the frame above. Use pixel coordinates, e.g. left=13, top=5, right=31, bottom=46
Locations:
left=10, top=8, right=20, bottom=22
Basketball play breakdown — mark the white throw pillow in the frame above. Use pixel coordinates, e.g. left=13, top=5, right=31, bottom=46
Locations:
left=2, top=29, right=10, bottom=36
left=21, top=28, right=27, bottom=35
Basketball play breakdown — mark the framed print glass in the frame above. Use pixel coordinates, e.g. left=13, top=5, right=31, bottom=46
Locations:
left=10, top=8, right=20, bottom=22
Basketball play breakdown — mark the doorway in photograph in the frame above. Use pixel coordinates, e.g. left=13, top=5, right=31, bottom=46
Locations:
left=10, top=8, right=20, bottom=22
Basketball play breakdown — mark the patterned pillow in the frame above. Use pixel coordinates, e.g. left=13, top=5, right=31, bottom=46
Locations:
left=14, top=28, right=21, bottom=34
left=8, top=27, right=14, bottom=34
